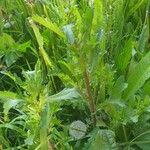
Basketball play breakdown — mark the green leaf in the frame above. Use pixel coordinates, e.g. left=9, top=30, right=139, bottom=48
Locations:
left=116, top=38, right=134, bottom=72
left=47, top=88, right=80, bottom=102
left=0, top=91, right=23, bottom=121
left=123, top=51, right=150, bottom=100
left=30, top=19, right=53, bottom=68
left=0, top=34, right=30, bottom=66
left=69, top=120, right=87, bottom=140
left=0, top=135, right=10, bottom=148
left=84, top=128, right=117, bottom=150
left=63, top=24, right=74, bottom=44
left=132, top=130, right=150, bottom=150
left=0, top=91, right=18, bottom=101
left=0, top=33, right=15, bottom=52
left=0, top=71, right=23, bottom=88
left=16, top=41, right=31, bottom=52
left=110, top=75, right=128, bottom=100
left=138, top=24, right=149, bottom=52
left=40, top=103, right=49, bottom=150
left=127, top=0, right=145, bottom=18
left=58, top=61, right=76, bottom=82
left=29, top=19, right=43, bottom=48
left=0, top=123, right=26, bottom=136
left=32, top=15, right=65, bottom=38
left=3, top=99, right=22, bottom=121
left=5, top=51, right=22, bottom=67
left=91, top=0, right=103, bottom=34
left=91, top=130, right=117, bottom=150
left=143, top=79, right=150, bottom=96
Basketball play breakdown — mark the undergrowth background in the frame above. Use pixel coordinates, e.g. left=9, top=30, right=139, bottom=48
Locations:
left=0, top=0, right=150, bottom=149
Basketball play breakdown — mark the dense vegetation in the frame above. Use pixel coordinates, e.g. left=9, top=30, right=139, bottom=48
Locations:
left=0, top=0, right=150, bottom=149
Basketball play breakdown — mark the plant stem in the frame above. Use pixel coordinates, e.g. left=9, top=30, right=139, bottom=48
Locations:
left=84, top=68, right=96, bottom=127
left=122, top=125, right=128, bottom=142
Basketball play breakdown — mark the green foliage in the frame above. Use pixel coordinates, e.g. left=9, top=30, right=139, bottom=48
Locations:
left=123, top=51, right=150, bottom=100
left=0, top=0, right=150, bottom=149
left=84, top=128, right=117, bottom=150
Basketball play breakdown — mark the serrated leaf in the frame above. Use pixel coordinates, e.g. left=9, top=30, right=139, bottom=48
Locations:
left=91, top=0, right=103, bottom=34
left=29, top=19, right=43, bottom=48
left=32, top=15, right=65, bottom=38
left=30, top=20, right=53, bottom=68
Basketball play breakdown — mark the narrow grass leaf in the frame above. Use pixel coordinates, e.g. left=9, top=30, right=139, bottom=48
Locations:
left=30, top=20, right=53, bottom=68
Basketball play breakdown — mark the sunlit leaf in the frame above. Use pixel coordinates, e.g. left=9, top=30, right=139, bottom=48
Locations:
left=32, top=15, right=65, bottom=38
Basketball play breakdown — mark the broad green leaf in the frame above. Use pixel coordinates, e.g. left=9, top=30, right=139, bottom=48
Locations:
left=123, top=51, right=150, bottom=100
left=32, top=15, right=65, bottom=38
left=47, top=88, right=80, bottom=102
